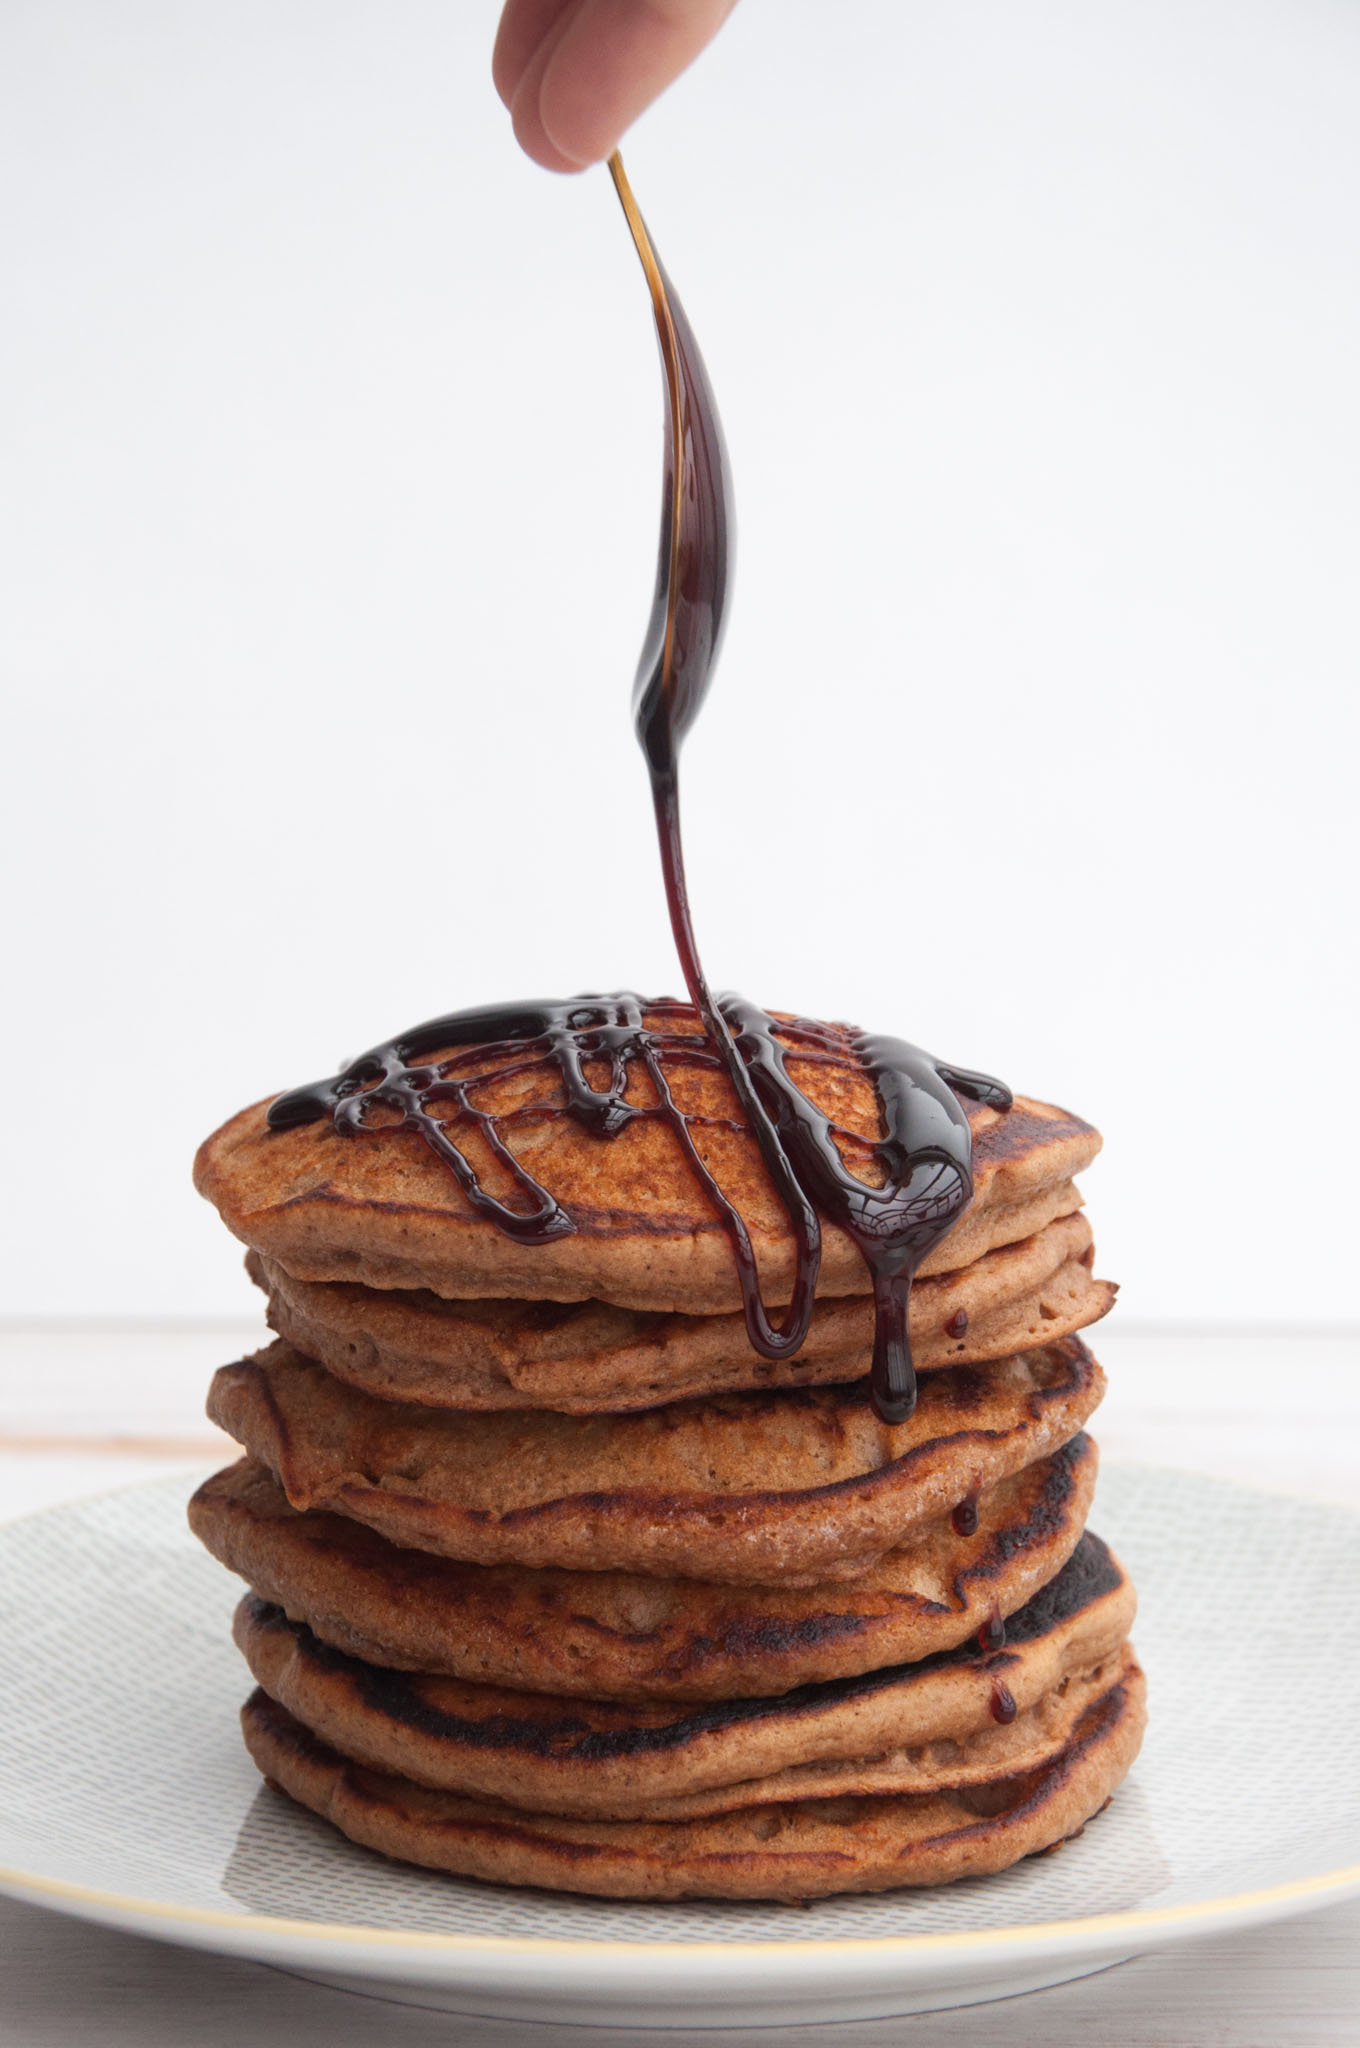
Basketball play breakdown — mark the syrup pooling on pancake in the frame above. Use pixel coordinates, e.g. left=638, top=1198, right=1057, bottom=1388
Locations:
left=266, top=159, right=1012, bottom=1428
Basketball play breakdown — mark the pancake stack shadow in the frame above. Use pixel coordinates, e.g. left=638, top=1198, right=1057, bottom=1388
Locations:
left=188, top=1014, right=1145, bottom=1901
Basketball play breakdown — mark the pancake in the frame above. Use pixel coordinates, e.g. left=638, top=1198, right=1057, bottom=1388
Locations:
left=249, top=1211, right=1116, bottom=1413
left=247, top=1645, right=1131, bottom=1824
left=241, top=1657, right=1146, bottom=1899
left=206, top=1337, right=1104, bottom=1585
left=188, top=1434, right=1098, bottom=1699
left=194, top=1004, right=1100, bottom=1311
left=231, top=1530, right=1135, bottom=1817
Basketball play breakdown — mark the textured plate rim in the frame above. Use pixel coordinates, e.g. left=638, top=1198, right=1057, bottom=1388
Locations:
left=1, top=1859, right=1358, bottom=1962
left=1, top=1464, right=1358, bottom=1966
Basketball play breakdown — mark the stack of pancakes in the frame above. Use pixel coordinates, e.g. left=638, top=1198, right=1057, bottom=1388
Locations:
left=189, top=1012, right=1144, bottom=1900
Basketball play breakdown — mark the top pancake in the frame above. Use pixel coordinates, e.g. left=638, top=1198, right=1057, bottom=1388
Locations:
left=194, top=1005, right=1100, bottom=1313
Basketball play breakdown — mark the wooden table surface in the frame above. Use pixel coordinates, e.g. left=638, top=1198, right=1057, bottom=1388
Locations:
left=2, top=1322, right=1357, bottom=2045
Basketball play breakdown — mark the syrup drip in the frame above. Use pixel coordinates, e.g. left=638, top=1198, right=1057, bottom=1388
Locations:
left=978, top=1603, right=1007, bottom=1654
left=989, top=1678, right=1019, bottom=1726
left=945, top=1309, right=970, bottom=1339
left=951, top=1489, right=980, bottom=1537
left=266, top=157, right=1012, bottom=1426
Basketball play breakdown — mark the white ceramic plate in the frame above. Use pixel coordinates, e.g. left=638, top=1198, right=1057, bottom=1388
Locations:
left=0, top=1463, right=1356, bottom=2028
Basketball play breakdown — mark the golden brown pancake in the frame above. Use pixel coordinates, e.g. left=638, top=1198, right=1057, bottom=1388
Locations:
left=231, top=1531, right=1134, bottom=1817
left=241, top=1657, right=1146, bottom=1899
left=248, top=1212, right=1115, bottom=1413
left=194, top=1006, right=1100, bottom=1311
left=206, top=1337, right=1104, bottom=1585
left=188, top=1435, right=1097, bottom=1699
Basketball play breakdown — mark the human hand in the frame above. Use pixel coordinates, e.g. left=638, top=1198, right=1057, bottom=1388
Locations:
left=492, top=0, right=738, bottom=173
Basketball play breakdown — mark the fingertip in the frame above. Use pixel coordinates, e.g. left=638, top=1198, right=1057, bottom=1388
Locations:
left=537, top=0, right=739, bottom=172
left=509, top=75, right=594, bottom=173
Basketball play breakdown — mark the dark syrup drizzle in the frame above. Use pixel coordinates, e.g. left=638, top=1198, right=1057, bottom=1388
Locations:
left=266, top=155, right=1012, bottom=1425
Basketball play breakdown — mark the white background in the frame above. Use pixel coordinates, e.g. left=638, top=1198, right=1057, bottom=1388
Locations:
left=2, top=0, right=1357, bottom=1327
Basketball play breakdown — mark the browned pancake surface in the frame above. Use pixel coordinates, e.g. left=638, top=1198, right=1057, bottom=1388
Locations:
left=232, top=1530, right=1134, bottom=1816
left=241, top=1656, right=1146, bottom=1899
left=208, top=1337, right=1104, bottom=1584
left=188, top=1434, right=1097, bottom=1699
left=195, top=1007, right=1100, bottom=1310
left=250, top=1212, right=1115, bottom=1412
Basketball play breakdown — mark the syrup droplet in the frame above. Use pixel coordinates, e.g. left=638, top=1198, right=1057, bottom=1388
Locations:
left=952, top=1489, right=980, bottom=1537
left=977, top=1603, right=1006, bottom=1654
left=989, top=1678, right=1018, bottom=1725
left=945, top=1308, right=969, bottom=1339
